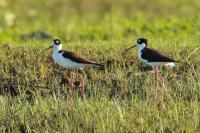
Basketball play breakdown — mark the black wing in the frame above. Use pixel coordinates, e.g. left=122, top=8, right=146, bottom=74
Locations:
left=59, top=50, right=103, bottom=67
left=141, top=48, right=177, bottom=62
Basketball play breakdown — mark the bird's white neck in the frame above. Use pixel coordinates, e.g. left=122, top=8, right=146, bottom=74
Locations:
left=137, top=43, right=146, bottom=53
left=53, top=44, right=63, bottom=52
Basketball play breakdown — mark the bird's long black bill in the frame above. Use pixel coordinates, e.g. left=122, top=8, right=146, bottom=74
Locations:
left=124, top=45, right=136, bottom=51
left=46, top=45, right=53, bottom=50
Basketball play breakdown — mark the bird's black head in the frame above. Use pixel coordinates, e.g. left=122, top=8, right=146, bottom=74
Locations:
left=53, top=39, right=61, bottom=45
left=137, top=38, right=148, bottom=46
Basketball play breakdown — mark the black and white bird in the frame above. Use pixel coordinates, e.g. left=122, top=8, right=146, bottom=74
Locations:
left=46, top=39, right=103, bottom=98
left=125, top=38, right=178, bottom=100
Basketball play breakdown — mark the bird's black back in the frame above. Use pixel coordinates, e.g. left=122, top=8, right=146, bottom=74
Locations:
left=59, top=50, right=103, bottom=67
left=141, top=48, right=177, bottom=62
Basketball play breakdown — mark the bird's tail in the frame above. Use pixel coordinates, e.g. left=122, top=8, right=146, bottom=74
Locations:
left=164, top=62, right=176, bottom=68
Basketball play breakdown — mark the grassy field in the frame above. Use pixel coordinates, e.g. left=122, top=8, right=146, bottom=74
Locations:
left=0, top=0, right=200, bottom=132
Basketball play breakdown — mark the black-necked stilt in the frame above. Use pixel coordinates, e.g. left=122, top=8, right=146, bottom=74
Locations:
left=125, top=38, right=178, bottom=100
left=46, top=39, right=103, bottom=98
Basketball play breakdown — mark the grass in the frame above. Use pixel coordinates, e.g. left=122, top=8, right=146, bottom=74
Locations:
left=0, top=0, right=200, bottom=132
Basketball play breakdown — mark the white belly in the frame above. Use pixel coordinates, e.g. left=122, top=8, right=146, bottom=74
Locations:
left=138, top=51, right=175, bottom=68
left=52, top=52, right=86, bottom=69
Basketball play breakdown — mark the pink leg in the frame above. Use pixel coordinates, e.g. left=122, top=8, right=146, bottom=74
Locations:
left=154, top=67, right=158, bottom=100
left=157, top=70, right=165, bottom=102
left=78, top=69, right=86, bottom=100
left=67, top=69, right=74, bottom=92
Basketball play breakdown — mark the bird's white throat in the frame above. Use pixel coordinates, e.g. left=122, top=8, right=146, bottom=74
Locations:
left=137, top=43, right=146, bottom=53
left=53, top=43, right=63, bottom=52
